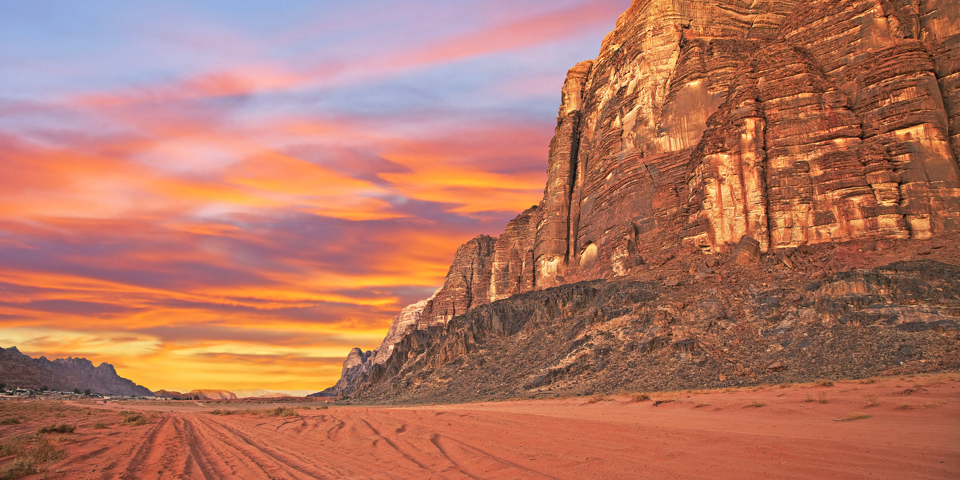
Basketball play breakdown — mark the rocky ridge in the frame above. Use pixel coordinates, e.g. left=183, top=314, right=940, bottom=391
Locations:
left=0, top=346, right=153, bottom=396
left=319, top=0, right=960, bottom=401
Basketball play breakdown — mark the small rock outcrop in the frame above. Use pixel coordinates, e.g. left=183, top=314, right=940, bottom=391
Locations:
left=0, top=346, right=153, bottom=396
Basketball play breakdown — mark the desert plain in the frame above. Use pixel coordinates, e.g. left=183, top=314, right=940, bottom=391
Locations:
left=0, top=374, right=957, bottom=479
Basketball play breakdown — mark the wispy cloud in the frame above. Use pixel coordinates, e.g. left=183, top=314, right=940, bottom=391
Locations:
left=0, top=0, right=629, bottom=391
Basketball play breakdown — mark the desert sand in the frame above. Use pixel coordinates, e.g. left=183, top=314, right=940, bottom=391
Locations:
left=2, top=375, right=958, bottom=479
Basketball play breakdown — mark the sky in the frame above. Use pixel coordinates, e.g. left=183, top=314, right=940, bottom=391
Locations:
left=0, top=0, right=631, bottom=393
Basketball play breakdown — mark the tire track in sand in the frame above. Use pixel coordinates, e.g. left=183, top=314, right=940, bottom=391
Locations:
left=191, top=414, right=326, bottom=479
left=119, top=415, right=179, bottom=479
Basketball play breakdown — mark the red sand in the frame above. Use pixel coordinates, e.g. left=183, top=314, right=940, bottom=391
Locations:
left=4, top=375, right=958, bottom=479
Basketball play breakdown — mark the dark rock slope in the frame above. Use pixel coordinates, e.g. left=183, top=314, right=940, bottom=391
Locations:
left=348, top=243, right=960, bottom=404
left=0, top=346, right=153, bottom=396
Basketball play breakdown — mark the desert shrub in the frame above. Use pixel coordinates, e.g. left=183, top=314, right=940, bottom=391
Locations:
left=0, top=417, right=21, bottom=425
left=91, top=421, right=109, bottom=429
left=815, top=379, right=835, bottom=387
left=585, top=394, right=608, bottom=404
left=316, top=406, right=329, bottom=410
left=35, top=424, right=75, bottom=435
left=803, top=394, right=815, bottom=403
left=835, top=412, right=872, bottom=422
left=862, top=396, right=880, bottom=408
left=745, top=401, right=765, bottom=408
left=628, top=393, right=651, bottom=403
left=818, top=392, right=829, bottom=404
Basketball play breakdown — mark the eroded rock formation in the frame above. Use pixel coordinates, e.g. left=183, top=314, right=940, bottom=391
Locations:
left=318, top=0, right=960, bottom=399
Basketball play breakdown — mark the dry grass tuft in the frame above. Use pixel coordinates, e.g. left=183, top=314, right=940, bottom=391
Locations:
left=834, top=412, right=872, bottom=422
left=804, top=394, right=816, bottom=403
left=585, top=394, right=610, bottom=404
left=35, top=424, right=75, bottom=435
left=261, top=407, right=299, bottom=417
left=862, top=396, right=881, bottom=408
left=316, top=405, right=329, bottom=410
left=0, top=417, right=22, bottom=425
left=120, top=412, right=157, bottom=426
left=815, top=379, right=835, bottom=387
left=744, top=401, right=765, bottom=408
left=922, top=402, right=942, bottom=409
left=896, top=404, right=915, bottom=410
left=818, top=392, right=830, bottom=404
left=628, top=393, right=651, bottom=403
left=91, top=421, right=109, bottom=429
left=209, top=409, right=240, bottom=416
left=694, top=403, right=711, bottom=408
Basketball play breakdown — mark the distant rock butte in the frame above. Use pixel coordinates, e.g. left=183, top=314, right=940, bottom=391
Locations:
left=152, top=389, right=237, bottom=400
left=317, top=0, right=960, bottom=399
left=0, top=346, right=153, bottom=396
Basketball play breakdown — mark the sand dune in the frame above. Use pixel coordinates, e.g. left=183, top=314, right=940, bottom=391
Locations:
left=4, top=375, right=957, bottom=479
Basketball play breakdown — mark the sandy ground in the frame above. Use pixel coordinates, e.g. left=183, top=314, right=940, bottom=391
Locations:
left=2, top=375, right=958, bottom=479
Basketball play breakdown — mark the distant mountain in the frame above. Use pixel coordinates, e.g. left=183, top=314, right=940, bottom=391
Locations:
left=152, top=389, right=237, bottom=400
left=0, top=346, right=153, bottom=396
left=231, top=389, right=299, bottom=398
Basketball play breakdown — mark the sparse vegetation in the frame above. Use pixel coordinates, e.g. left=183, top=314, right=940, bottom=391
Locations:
left=119, top=412, right=157, bottom=426
left=745, top=401, right=765, bottom=408
left=896, top=404, right=915, bottom=410
left=862, top=396, right=881, bottom=408
left=317, top=406, right=329, bottom=410
left=628, top=393, right=651, bottom=403
left=35, top=424, right=75, bottom=435
left=818, top=392, right=830, bottom=404
left=0, top=417, right=22, bottom=425
left=91, top=421, right=109, bottom=429
left=815, top=379, right=835, bottom=387
left=0, top=435, right=65, bottom=479
left=835, top=412, right=872, bottom=422
left=585, top=394, right=609, bottom=404
left=694, top=403, right=711, bottom=408
left=261, top=407, right=299, bottom=418
left=209, top=409, right=240, bottom=416
left=804, top=394, right=816, bottom=403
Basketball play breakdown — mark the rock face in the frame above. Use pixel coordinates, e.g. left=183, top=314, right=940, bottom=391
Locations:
left=320, top=0, right=960, bottom=399
left=0, top=346, right=153, bottom=396
left=419, top=236, right=497, bottom=326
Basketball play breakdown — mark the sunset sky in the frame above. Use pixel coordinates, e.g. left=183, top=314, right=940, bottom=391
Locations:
left=0, top=0, right=630, bottom=393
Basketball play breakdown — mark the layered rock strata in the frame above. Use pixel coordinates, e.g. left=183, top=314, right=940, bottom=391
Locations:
left=0, top=346, right=153, bottom=396
left=319, top=0, right=960, bottom=398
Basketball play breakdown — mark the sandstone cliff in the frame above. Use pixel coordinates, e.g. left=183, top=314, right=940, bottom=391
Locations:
left=0, top=346, right=153, bottom=396
left=319, top=0, right=960, bottom=399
